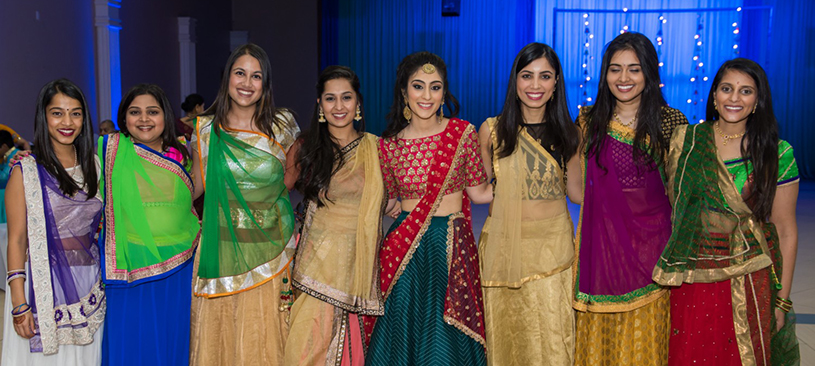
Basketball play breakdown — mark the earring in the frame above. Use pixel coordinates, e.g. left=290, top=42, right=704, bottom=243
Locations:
left=752, top=103, right=757, bottom=114
left=437, top=100, right=444, bottom=124
left=713, top=100, right=717, bottom=110
left=354, top=105, right=362, bottom=121
left=549, top=91, right=555, bottom=102
left=318, top=108, right=326, bottom=123
left=402, top=97, right=412, bottom=122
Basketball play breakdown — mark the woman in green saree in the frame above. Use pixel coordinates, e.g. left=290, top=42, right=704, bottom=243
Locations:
left=189, top=43, right=300, bottom=365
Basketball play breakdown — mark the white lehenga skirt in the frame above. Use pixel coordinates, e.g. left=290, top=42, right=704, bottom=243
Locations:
left=1, top=263, right=104, bottom=366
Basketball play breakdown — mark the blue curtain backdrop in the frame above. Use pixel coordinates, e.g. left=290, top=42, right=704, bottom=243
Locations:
left=325, top=0, right=814, bottom=178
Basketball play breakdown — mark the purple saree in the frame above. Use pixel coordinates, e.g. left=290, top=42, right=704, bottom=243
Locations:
left=19, top=156, right=105, bottom=354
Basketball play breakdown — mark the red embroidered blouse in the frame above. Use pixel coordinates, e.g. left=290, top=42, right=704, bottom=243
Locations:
left=379, top=118, right=487, bottom=200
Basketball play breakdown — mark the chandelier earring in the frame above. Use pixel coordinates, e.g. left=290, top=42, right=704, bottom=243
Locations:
left=437, top=100, right=444, bottom=124
left=354, top=105, right=362, bottom=121
left=318, top=107, right=326, bottom=123
left=402, top=97, right=412, bottom=122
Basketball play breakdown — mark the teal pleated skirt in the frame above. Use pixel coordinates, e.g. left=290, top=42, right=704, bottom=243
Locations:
left=366, top=213, right=486, bottom=366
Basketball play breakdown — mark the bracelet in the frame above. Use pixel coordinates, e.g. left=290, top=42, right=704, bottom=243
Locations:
left=775, top=297, right=793, bottom=313
left=11, top=303, right=31, bottom=317
left=6, top=273, right=25, bottom=284
left=7, top=269, right=25, bottom=275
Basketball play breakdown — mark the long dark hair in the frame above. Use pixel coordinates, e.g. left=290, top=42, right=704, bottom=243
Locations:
left=495, top=42, right=578, bottom=159
left=382, top=51, right=460, bottom=138
left=585, top=32, right=668, bottom=168
left=116, top=84, right=191, bottom=166
left=706, top=58, right=779, bottom=220
left=32, top=78, right=98, bottom=198
left=201, top=43, right=289, bottom=138
left=295, top=66, right=365, bottom=207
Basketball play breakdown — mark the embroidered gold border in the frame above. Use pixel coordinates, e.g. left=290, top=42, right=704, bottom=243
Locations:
left=102, top=134, right=198, bottom=283
left=193, top=236, right=295, bottom=298
left=441, top=213, right=486, bottom=347
left=21, top=157, right=105, bottom=354
left=383, top=123, right=472, bottom=300
left=731, top=275, right=757, bottom=366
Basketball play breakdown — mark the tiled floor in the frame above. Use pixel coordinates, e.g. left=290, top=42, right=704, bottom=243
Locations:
left=1, top=180, right=813, bottom=362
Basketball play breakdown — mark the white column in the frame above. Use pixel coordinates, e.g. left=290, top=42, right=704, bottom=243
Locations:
left=93, top=0, right=123, bottom=122
left=178, top=17, right=197, bottom=101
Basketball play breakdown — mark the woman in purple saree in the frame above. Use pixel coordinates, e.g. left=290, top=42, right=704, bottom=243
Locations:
left=3, top=79, right=105, bottom=366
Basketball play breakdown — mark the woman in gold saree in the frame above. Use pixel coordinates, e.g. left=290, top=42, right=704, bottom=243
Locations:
left=189, top=43, right=300, bottom=365
left=478, top=42, right=582, bottom=366
left=653, top=58, right=800, bottom=365
left=284, top=66, right=386, bottom=366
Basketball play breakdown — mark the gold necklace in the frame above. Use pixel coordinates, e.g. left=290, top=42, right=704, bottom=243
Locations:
left=613, top=112, right=637, bottom=127
left=714, top=122, right=745, bottom=146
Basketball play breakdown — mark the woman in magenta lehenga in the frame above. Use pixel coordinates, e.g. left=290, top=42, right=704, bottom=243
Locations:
left=572, top=32, right=688, bottom=365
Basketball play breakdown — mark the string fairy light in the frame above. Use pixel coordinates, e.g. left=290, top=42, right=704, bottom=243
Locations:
left=578, top=13, right=591, bottom=109
left=657, top=14, right=665, bottom=88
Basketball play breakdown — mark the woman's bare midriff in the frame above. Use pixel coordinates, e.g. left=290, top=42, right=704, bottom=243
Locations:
left=401, top=191, right=464, bottom=216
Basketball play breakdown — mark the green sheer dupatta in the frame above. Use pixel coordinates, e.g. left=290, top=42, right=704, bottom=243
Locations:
left=100, top=133, right=199, bottom=286
left=194, top=124, right=296, bottom=298
left=653, top=122, right=772, bottom=285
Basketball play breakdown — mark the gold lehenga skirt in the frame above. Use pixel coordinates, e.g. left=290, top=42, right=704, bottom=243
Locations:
left=189, top=274, right=290, bottom=366
left=483, top=268, right=575, bottom=366
left=574, top=293, right=670, bottom=366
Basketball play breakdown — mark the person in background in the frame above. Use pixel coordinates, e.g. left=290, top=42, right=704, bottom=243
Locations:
left=478, top=42, right=581, bottom=366
left=99, top=119, right=117, bottom=135
left=0, top=124, right=32, bottom=150
left=0, top=130, right=18, bottom=223
left=178, top=93, right=205, bottom=141
left=572, top=32, right=688, bottom=365
left=653, top=58, right=800, bottom=366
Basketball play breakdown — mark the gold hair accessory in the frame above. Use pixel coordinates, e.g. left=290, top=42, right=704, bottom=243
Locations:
left=714, top=121, right=745, bottom=146
left=403, top=97, right=412, bottom=121
left=421, top=63, right=436, bottom=74
left=354, top=105, right=362, bottom=121
left=318, top=108, right=326, bottom=123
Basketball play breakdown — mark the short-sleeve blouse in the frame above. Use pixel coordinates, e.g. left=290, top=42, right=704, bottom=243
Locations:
left=725, top=139, right=799, bottom=194
left=380, top=118, right=486, bottom=200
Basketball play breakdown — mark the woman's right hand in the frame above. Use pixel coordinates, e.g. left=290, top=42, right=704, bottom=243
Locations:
left=7, top=150, right=30, bottom=167
left=12, top=306, right=36, bottom=339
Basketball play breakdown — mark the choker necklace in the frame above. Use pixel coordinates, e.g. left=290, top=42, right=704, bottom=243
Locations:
left=613, top=112, right=637, bottom=127
left=714, top=122, right=745, bottom=146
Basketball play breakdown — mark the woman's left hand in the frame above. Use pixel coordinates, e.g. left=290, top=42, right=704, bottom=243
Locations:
left=775, top=307, right=786, bottom=331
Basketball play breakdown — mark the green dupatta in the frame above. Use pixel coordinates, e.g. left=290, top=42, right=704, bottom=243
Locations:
left=100, top=133, right=199, bottom=286
left=652, top=123, right=772, bottom=285
left=193, top=116, right=296, bottom=298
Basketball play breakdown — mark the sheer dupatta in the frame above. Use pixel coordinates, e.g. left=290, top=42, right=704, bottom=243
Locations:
left=98, top=133, right=199, bottom=287
left=19, top=156, right=105, bottom=354
left=293, top=133, right=385, bottom=315
left=193, top=116, right=296, bottom=298
left=574, top=121, right=671, bottom=312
